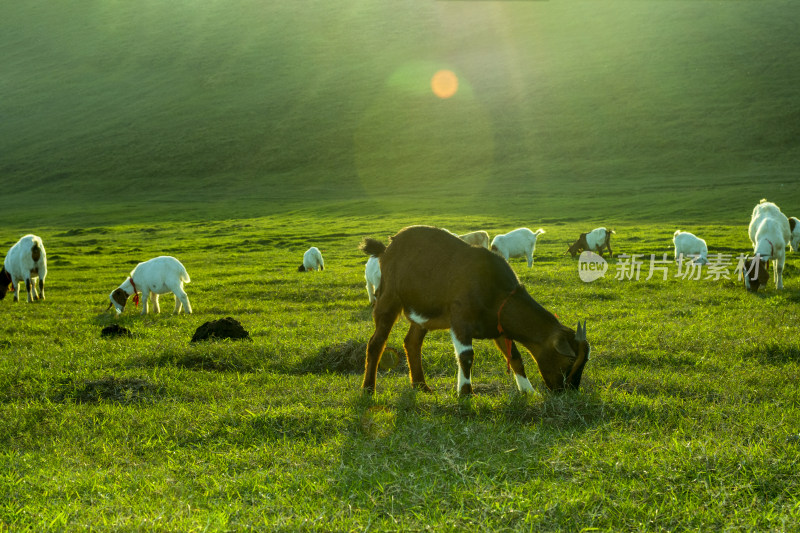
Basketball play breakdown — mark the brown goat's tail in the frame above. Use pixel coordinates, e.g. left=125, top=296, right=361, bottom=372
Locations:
left=360, top=238, right=386, bottom=257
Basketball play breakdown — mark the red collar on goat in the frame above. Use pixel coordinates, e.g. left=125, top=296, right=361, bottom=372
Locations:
left=129, top=277, right=140, bottom=307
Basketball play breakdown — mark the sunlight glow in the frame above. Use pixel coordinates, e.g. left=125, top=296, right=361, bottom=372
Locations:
left=431, top=70, right=458, bottom=99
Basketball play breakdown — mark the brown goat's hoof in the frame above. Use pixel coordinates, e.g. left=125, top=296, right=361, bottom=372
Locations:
left=459, top=384, right=474, bottom=396
left=412, top=382, right=433, bottom=393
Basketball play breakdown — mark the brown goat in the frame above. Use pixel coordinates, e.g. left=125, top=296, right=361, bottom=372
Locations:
left=360, top=226, right=589, bottom=395
left=566, top=227, right=614, bottom=258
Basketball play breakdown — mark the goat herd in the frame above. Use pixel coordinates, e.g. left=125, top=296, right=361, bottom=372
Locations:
left=1, top=199, right=797, bottom=395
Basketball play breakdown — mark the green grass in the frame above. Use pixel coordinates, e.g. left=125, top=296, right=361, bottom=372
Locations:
left=1, top=217, right=799, bottom=531
left=2, top=0, right=800, bottom=530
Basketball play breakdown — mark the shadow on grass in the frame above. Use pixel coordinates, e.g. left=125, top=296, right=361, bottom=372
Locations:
left=292, top=340, right=407, bottom=375
left=741, top=342, right=800, bottom=365
left=51, top=375, right=162, bottom=405
left=128, top=344, right=265, bottom=372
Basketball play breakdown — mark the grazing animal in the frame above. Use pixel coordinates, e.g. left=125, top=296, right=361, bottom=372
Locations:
left=108, top=256, right=192, bottom=314
left=742, top=199, right=791, bottom=291
left=673, top=230, right=709, bottom=265
left=790, top=217, right=800, bottom=253
left=360, top=226, right=589, bottom=395
left=566, top=227, right=615, bottom=258
left=298, top=247, right=324, bottom=272
left=0, top=234, right=47, bottom=303
left=458, top=230, right=490, bottom=249
left=490, top=228, right=546, bottom=268
left=364, top=255, right=381, bottom=305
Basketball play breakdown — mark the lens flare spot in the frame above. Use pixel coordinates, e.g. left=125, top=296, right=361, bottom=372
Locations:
left=431, top=70, right=458, bottom=99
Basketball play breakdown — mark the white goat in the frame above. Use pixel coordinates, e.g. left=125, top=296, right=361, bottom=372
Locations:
left=365, top=255, right=381, bottom=305
left=108, top=256, right=192, bottom=314
left=744, top=199, right=791, bottom=291
left=490, top=228, right=545, bottom=268
left=298, top=247, right=324, bottom=272
left=673, top=230, right=709, bottom=265
left=0, top=234, right=47, bottom=303
left=458, top=230, right=490, bottom=249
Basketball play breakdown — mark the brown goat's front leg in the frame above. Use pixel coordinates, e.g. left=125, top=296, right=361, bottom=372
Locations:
left=493, top=337, right=535, bottom=393
left=451, top=330, right=475, bottom=396
left=404, top=324, right=431, bottom=392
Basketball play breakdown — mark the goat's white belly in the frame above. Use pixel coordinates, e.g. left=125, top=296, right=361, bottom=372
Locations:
left=406, top=309, right=450, bottom=330
left=146, top=282, right=174, bottom=294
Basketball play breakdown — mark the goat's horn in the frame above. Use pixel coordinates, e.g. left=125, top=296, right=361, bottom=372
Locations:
left=575, top=320, right=586, bottom=342
left=105, top=302, right=113, bottom=312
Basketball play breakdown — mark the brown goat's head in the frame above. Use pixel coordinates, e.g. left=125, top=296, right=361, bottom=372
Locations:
left=0, top=268, right=11, bottom=301
left=742, top=255, right=769, bottom=292
left=108, top=288, right=129, bottom=313
left=566, top=234, right=588, bottom=258
left=536, top=321, right=590, bottom=391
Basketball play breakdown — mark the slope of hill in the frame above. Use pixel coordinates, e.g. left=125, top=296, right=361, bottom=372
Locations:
left=1, top=1, right=799, bottom=225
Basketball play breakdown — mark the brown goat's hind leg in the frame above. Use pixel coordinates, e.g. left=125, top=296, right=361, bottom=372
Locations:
left=404, top=324, right=431, bottom=392
left=493, top=337, right=535, bottom=394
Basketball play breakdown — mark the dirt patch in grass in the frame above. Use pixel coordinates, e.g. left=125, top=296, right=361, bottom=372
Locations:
left=191, top=317, right=250, bottom=342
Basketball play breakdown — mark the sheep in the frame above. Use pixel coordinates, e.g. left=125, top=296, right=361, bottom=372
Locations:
left=359, top=226, right=589, bottom=395
left=742, top=199, right=791, bottom=291
left=298, top=247, right=324, bottom=272
left=490, top=228, right=545, bottom=267
left=673, top=230, right=709, bottom=265
left=0, top=234, right=47, bottom=303
left=458, top=230, right=490, bottom=249
left=108, top=256, right=192, bottom=315
left=566, top=227, right=615, bottom=258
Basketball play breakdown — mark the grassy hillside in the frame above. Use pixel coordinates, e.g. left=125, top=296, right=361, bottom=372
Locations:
left=2, top=1, right=800, bottom=225
left=0, top=215, right=799, bottom=530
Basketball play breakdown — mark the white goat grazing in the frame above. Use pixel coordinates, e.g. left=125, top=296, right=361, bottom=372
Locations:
left=458, top=230, right=490, bottom=249
left=490, top=228, right=545, bottom=268
left=298, top=247, right=324, bottom=272
left=108, top=256, right=192, bottom=314
left=0, top=234, right=47, bottom=303
left=744, top=199, right=791, bottom=291
left=365, top=255, right=381, bottom=305
left=673, top=230, right=709, bottom=265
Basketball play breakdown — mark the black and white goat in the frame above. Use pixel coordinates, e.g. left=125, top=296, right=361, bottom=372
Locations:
left=360, top=226, right=589, bottom=395
left=0, top=234, right=47, bottom=303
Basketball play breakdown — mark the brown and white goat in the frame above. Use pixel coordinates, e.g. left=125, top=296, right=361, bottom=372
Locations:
left=566, top=227, right=614, bottom=258
left=360, top=226, right=589, bottom=395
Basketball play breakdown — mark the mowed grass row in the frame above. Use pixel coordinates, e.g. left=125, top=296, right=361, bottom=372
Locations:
left=1, top=215, right=799, bottom=531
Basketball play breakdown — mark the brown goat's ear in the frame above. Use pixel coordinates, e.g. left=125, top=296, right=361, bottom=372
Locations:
left=554, top=334, right=576, bottom=359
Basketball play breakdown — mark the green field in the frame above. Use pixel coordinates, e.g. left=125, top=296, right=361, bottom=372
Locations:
left=2, top=1, right=800, bottom=531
